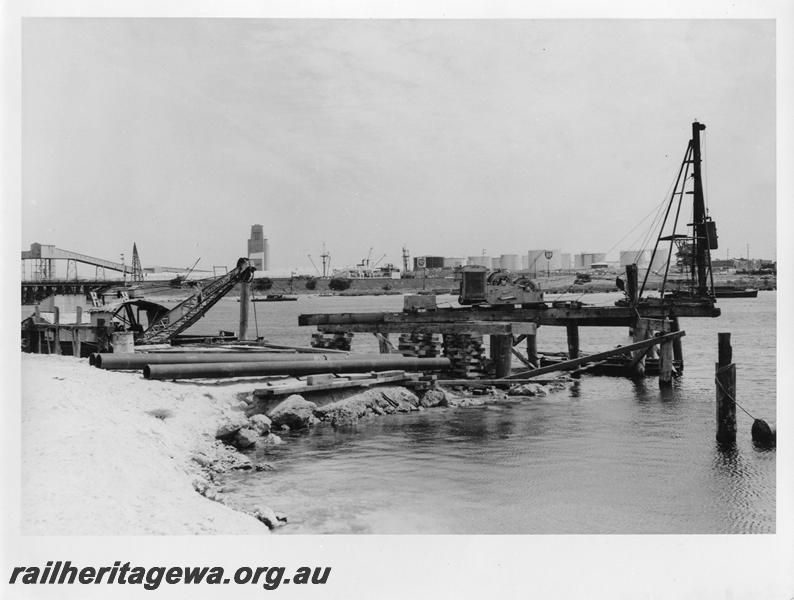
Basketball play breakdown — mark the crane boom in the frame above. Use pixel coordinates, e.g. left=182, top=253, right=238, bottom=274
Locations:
left=137, top=257, right=256, bottom=345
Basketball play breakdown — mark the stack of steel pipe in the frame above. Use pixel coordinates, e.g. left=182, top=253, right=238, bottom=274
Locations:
left=143, top=357, right=451, bottom=380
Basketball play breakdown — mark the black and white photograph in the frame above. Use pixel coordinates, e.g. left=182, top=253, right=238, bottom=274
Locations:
left=2, top=2, right=793, bottom=599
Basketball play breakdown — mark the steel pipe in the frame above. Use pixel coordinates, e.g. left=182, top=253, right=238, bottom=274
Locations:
left=143, top=357, right=451, bottom=380
left=91, top=351, right=409, bottom=370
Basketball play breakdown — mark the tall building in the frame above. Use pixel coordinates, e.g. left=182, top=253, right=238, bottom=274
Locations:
left=247, top=224, right=269, bottom=271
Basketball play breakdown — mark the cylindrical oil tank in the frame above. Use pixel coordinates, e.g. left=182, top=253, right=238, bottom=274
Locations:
left=467, top=256, right=490, bottom=267
left=500, top=254, right=520, bottom=271
left=620, top=250, right=650, bottom=268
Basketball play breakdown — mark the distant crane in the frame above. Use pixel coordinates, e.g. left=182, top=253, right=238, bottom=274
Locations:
left=357, top=247, right=374, bottom=270
left=307, top=255, right=321, bottom=276
left=308, top=244, right=331, bottom=277
left=320, top=244, right=331, bottom=277
left=131, top=242, right=144, bottom=283
left=402, top=245, right=410, bottom=272
left=372, top=253, right=387, bottom=268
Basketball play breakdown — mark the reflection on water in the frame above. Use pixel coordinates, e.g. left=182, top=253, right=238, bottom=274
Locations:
left=205, top=292, right=776, bottom=534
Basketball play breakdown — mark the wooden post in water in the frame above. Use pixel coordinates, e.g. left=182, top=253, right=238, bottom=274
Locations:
left=566, top=324, right=579, bottom=359
left=715, top=332, right=737, bottom=446
left=630, top=317, right=649, bottom=378
left=53, top=306, right=62, bottom=355
left=238, top=282, right=250, bottom=341
left=625, top=263, right=639, bottom=306
left=526, top=331, right=538, bottom=367
left=671, top=317, right=684, bottom=368
left=658, top=338, right=673, bottom=387
left=490, top=334, right=513, bottom=378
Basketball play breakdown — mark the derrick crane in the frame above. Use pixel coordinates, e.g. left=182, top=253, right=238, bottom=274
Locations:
left=307, top=255, right=321, bottom=276
left=137, top=257, right=256, bottom=345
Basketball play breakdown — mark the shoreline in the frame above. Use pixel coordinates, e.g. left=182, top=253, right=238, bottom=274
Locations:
left=21, top=353, right=561, bottom=534
left=21, top=354, right=269, bottom=534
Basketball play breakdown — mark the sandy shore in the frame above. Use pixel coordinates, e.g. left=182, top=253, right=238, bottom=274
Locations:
left=20, top=353, right=558, bottom=535
left=21, top=354, right=269, bottom=535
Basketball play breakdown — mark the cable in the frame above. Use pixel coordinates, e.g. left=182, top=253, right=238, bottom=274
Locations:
left=714, top=375, right=757, bottom=420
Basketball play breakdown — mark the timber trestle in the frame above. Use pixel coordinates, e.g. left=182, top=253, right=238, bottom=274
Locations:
left=300, top=300, right=718, bottom=384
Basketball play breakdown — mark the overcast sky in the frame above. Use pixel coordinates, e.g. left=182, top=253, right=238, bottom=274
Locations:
left=21, top=19, right=775, bottom=272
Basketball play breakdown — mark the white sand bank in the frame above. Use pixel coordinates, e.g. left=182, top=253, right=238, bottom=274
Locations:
left=21, top=354, right=268, bottom=535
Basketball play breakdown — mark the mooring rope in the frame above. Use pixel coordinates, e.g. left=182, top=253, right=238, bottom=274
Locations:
left=714, top=375, right=757, bottom=420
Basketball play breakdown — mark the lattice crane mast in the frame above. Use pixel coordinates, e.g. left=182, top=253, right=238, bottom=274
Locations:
left=137, top=257, right=256, bottom=345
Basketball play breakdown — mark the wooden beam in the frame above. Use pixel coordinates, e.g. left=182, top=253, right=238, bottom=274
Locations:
left=510, top=347, right=534, bottom=368
left=299, top=304, right=718, bottom=328
left=505, top=330, right=686, bottom=380
left=437, top=378, right=563, bottom=386
left=253, top=371, right=411, bottom=397
left=318, top=322, right=515, bottom=335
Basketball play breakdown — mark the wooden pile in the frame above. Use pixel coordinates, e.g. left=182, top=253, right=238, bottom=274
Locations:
left=310, top=331, right=353, bottom=351
left=442, top=333, right=487, bottom=379
left=397, top=332, right=441, bottom=358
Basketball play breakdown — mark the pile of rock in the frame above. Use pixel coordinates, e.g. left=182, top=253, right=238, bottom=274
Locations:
left=213, top=411, right=282, bottom=451
left=258, top=388, right=432, bottom=429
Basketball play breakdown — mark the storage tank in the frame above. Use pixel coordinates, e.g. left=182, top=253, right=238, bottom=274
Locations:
left=527, top=249, right=562, bottom=273
left=620, top=250, right=650, bottom=268
left=500, top=254, right=519, bottom=271
left=467, top=256, right=490, bottom=267
left=490, top=257, right=502, bottom=270
left=443, top=257, right=466, bottom=268
left=527, top=250, right=546, bottom=275
left=575, top=252, right=606, bottom=269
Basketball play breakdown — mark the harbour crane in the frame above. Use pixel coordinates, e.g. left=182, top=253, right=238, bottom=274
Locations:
left=372, top=253, right=387, bottom=268
left=307, top=254, right=321, bottom=276
left=137, top=257, right=256, bottom=345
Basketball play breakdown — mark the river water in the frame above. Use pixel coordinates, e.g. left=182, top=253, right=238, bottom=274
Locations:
left=185, top=291, right=776, bottom=534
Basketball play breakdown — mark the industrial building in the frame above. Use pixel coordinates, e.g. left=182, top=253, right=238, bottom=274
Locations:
left=413, top=256, right=445, bottom=270
left=247, top=224, right=269, bottom=271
